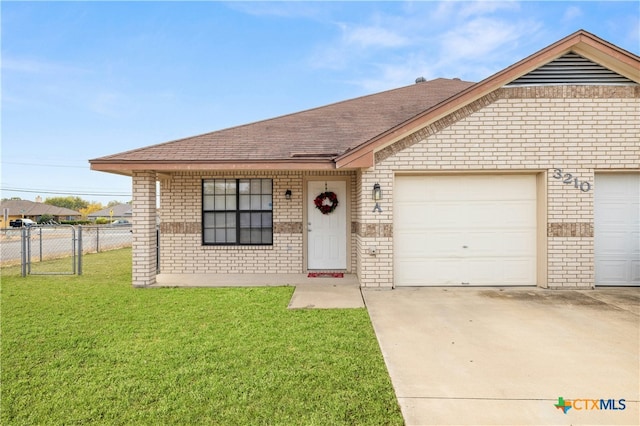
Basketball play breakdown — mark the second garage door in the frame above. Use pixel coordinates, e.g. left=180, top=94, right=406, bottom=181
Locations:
left=394, top=175, right=537, bottom=287
left=594, top=173, right=640, bottom=286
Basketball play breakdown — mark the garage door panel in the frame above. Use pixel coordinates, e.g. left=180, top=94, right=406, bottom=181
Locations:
left=395, top=202, right=428, bottom=225
left=597, top=174, right=637, bottom=194
left=464, top=259, right=502, bottom=284
left=491, top=175, right=535, bottom=198
left=597, top=202, right=631, bottom=225
left=501, top=201, right=538, bottom=226
left=397, top=202, right=467, bottom=227
left=503, top=231, right=537, bottom=254
left=596, top=261, right=631, bottom=283
left=419, top=232, right=462, bottom=256
left=427, top=179, right=470, bottom=201
left=502, top=259, right=537, bottom=284
left=632, top=231, right=640, bottom=252
left=465, top=231, right=503, bottom=255
left=467, top=203, right=506, bottom=227
left=395, top=175, right=537, bottom=287
left=396, top=231, right=461, bottom=257
left=597, top=232, right=633, bottom=255
left=632, top=261, right=640, bottom=282
left=420, top=202, right=468, bottom=227
left=461, top=200, right=536, bottom=228
left=463, top=258, right=535, bottom=285
left=464, top=229, right=535, bottom=253
left=423, top=259, right=464, bottom=284
left=396, top=259, right=462, bottom=286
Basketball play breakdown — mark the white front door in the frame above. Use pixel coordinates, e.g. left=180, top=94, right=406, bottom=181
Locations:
left=307, top=180, right=347, bottom=270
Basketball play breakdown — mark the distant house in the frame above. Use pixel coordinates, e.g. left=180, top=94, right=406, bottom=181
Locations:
left=88, top=204, right=132, bottom=222
left=90, top=30, right=639, bottom=289
left=0, top=200, right=81, bottom=227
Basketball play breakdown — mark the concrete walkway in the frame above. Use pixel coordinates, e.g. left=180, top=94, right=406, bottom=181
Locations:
left=287, top=281, right=364, bottom=309
left=154, top=273, right=360, bottom=288
left=363, top=287, right=640, bottom=425
left=153, top=273, right=365, bottom=309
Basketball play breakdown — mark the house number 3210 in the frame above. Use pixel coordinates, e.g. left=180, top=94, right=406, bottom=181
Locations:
left=552, top=168, right=591, bottom=192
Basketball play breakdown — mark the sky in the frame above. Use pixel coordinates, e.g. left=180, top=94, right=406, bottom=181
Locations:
left=2, top=1, right=639, bottom=206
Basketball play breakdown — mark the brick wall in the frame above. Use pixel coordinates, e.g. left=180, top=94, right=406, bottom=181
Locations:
left=158, top=170, right=356, bottom=276
left=359, top=86, right=639, bottom=289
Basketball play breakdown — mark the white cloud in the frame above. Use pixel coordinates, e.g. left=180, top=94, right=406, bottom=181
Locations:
left=343, top=25, right=410, bottom=49
left=562, top=6, right=583, bottom=21
left=354, top=54, right=436, bottom=92
left=309, top=22, right=412, bottom=70
left=431, top=16, right=544, bottom=82
left=225, top=2, right=328, bottom=20
left=308, top=44, right=350, bottom=71
left=2, top=57, right=88, bottom=75
left=458, top=1, right=521, bottom=18
left=439, top=18, right=522, bottom=60
left=627, top=19, right=640, bottom=47
left=305, top=1, right=559, bottom=91
left=89, top=92, right=126, bottom=117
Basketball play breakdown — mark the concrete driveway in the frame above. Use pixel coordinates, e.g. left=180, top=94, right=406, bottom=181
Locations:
left=363, top=287, right=639, bottom=425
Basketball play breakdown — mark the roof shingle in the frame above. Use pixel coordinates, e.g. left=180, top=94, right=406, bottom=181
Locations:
left=91, top=78, right=474, bottom=164
left=0, top=200, right=81, bottom=217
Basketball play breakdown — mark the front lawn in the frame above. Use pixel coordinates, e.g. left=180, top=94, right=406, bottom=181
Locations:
left=1, top=249, right=402, bottom=425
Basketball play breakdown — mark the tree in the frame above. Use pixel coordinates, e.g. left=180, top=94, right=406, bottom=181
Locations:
left=79, top=202, right=104, bottom=219
left=44, top=196, right=89, bottom=211
left=106, top=200, right=125, bottom=208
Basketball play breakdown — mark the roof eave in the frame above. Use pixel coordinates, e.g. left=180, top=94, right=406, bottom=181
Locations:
left=90, top=158, right=340, bottom=176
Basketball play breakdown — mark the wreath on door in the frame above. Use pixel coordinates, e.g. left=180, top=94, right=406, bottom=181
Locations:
left=314, top=191, right=339, bottom=215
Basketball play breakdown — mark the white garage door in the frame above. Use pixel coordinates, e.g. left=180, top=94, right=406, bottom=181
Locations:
left=594, top=174, right=640, bottom=286
left=394, top=175, right=537, bottom=286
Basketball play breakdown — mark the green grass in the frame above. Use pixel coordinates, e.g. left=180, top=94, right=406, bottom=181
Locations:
left=1, top=249, right=403, bottom=425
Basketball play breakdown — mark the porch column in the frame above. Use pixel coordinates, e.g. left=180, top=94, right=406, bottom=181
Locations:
left=132, top=171, right=157, bottom=287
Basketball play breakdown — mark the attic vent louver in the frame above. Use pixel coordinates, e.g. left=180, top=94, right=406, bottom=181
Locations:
left=506, top=52, right=637, bottom=87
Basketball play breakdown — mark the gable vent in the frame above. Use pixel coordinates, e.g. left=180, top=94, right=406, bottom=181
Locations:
left=506, top=52, right=637, bottom=87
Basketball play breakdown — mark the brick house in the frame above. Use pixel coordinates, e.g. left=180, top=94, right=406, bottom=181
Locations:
left=90, top=30, right=639, bottom=288
left=0, top=199, right=82, bottom=227
left=88, top=203, right=132, bottom=223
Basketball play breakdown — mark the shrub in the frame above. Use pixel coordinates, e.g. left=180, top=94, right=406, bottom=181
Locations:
left=38, top=215, right=55, bottom=224
left=60, top=220, right=92, bottom=226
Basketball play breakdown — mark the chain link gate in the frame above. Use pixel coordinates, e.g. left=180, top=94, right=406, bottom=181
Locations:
left=22, top=225, right=77, bottom=276
left=2, top=224, right=134, bottom=276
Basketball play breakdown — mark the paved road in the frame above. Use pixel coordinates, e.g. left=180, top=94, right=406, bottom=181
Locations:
left=1, top=227, right=132, bottom=265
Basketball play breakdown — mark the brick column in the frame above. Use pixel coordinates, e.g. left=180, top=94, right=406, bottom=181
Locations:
left=357, top=170, right=394, bottom=288
left=132, top=171, right=157, bottom=287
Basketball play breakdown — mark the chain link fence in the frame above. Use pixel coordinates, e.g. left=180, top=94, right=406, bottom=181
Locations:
left=79, top=225, right=133, bottom=255
left=1, top=224, right=133, bottom=274
left=0, top=228, right=24, bottom=267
